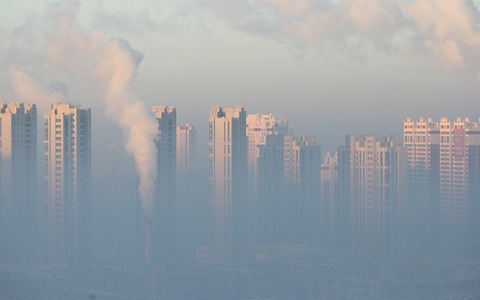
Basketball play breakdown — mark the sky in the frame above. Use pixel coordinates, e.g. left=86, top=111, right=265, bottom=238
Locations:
left=1, top=0, right=480, bottom=159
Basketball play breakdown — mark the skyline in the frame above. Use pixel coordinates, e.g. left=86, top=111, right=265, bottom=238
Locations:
left=0, top=101, right=479, bottom=298
left=1, top=1, right=480, bottom=298
left=0, top=0, right=479, bottom=161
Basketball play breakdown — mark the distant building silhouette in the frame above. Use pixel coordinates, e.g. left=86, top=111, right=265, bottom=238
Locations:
left=152, top=106, right=177, bottom=266
left=0, top=102, right=37, bottom=263
left=177, top=123, right=196, bottom=173
left=404, top=118, right=440, bottom=252
left=44, top=103, right=91, bottom=275
left=337, top=135, right=406, bottom=257
left=405, top=117, right=480, bottom=252
left=283, top=135, right=321, bottom=245
left=320, top=151, right=338, bottom=248
left=438, top=118, right=480, bottom=247
left=209, top=105, right=247, bottom=260
left=248, top=113, right=290, bottom=245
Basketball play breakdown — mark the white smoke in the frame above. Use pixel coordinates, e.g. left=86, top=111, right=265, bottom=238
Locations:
left=44, top=1, right=159, bottom=219
left=10, top=68, right=65, bottom=109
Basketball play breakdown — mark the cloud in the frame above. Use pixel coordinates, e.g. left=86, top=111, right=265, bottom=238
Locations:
left=424, top=39, right=464, bottom=70
left=201, top=0, right=480, bottom=79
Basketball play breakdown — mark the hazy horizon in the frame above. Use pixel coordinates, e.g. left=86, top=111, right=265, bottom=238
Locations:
left=1, top=1, right=480, bottom=299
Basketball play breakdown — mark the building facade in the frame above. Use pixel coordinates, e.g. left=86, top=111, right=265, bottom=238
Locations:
left=246, top=113, right=289, bottom=245
left=246, top=114, right=289, bottom=190
left=209, top=105, right=247, bottom=255
left=283, top=135, right=321, bottom=245
left=0, top=102, right=37, bottom=263
left=151, top=106, right=177, bottom=265
left=337, top=135, right=406, bottom=257
left=320, top=152, right=338, bottom=248
left=405, top=117, right=480, bottom=251
left=44, top=103, right=91, bottom=272
left=437, top=118, right=480, bottom=246
left=404, top=118, right=440, bottom=251
left=177, top=123, right=196, bottom=173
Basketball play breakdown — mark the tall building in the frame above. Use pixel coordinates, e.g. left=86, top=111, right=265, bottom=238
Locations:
left=337, top=135, right=406, bottom=257
left=403, top=118, right=440, bottom=251
left=405, top=117, right=480, bottom=251
left=283, top=135, right=321, bottom=245
left=437, top=118, right=480, bottom=245
left=0, top=102, right=37, bottom=263
left=44, top=103, right=91, bottom=273
left=246, top=114, right=289, bottom=189
left=151, top=106, right=176, bottom=265
left=246, top=113, right=289, bottom=244
left=209, top=105, right=247, bottom=254
left=320, top=152, right=337, bottom=248
left=177, top=123, right=196, bottom=173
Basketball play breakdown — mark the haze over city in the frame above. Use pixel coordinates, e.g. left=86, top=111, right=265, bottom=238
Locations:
left=0, top=0, right=480, bottom=299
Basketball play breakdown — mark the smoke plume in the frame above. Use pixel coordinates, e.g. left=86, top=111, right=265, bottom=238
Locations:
left=45, top=1, right=159, bottom=219
left=10, top=68, right=65, bottom=109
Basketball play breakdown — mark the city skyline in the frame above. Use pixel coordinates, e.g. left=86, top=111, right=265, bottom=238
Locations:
left=1, top=0, right=480, bottom=299
left=0, top=100, right=478, bottom=299
left=0, top=1, right=479, bottom=160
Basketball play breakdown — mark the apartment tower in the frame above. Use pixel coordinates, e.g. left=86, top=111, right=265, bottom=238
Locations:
left=283, top=135, right=321, bottom=245
left=438, top=117, right=480, bottom=246
left=177, top=123, right=196, bottom=173
left=320, top=152, right=338, bottom=248
left=44, top=103, right=91, bottom=272
left=337, top=135, right=406, bottom=257
left=246, top=113, right=289, bottom=244
left=151, top=106, right=177, bottom=265
left=403, top=118, right=440, bottom=251
left=0, top=102, right=37, bottom=263
left=209, top=105, right=247, bottom=256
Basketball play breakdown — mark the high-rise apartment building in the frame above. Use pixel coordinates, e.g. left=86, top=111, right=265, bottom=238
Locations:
left=337, top=135, right=406, bottom=257
left=283, top=135, right=321, bottom=245
left=151, top=106, right=176, bottom=265
left=177, top=123, right=196, bottom=173
left=404, top=117, right=480, bottom=250
left=403, top=118, right=440, bottom=250
left=246, top=114, right=289, bottom=189
left=437, top=118, right=480, bottom=244
left=0, top=102, right=37, bottom=263
left=209, top=105, right=247, bottom=253
left=246, top=113, right=289, bottom=244
left=44, top=103, right=91, bottom=272
left=320, top=152, right=338, bottom=247
left=256, top=134, right=285, bottom=244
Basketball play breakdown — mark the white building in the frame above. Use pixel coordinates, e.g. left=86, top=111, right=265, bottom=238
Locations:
left=438, top=117, right=480, bottom=244
left=209, top=105, right=247, bottom=256
left=44, top=103, right=91, bottom=272
left=337, top=135, right=406, bottom=257
left=246, top=114, right=289, bottom=189
left=246, top=113, right=289, bottom=245
left=151, top=106, right=177, bottom=265
left=403, top=118, right=440, bottom=250
left=0, top=102, right=37, bottom=263
left=405, top=117, right=480, bottom=250
left=283, top=135, right=321, bottom=245
left=177, top=123, right=196, bottom=173
left=320, top=152, right=337, bottom=247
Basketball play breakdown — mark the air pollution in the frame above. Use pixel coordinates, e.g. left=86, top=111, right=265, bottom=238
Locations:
left=46, top=1, right=159, bottom=220
left=10, top=67, right=66, bottom=109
